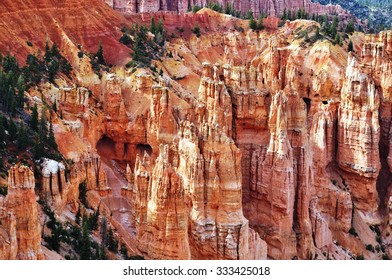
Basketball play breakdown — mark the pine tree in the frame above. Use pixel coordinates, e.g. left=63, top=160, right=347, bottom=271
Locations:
left=106, top=228, right=118, bottom=252
left=48, top=116, right=58, bottom=150
left=52, top=101, right=57, bottom=113
left=257, top=17, right=264, bottom=30
left=100, top=214, right=108, bottom=244
left=245, top=10, right=253, bottom=20
left=335, top=33, right=343, bottom=46
left=330, top=15, right=339, bottom=38
left=282, top=8, right=287, bottom=20
left=0, top=116, right=5, bottom=145
left=348, top=40, right=354, bottom=52
left=249, top=18, right=257, bottom=30
left=30, top=104, right=39, bottom=130
left=120, top=243, right=128, bottom=260
left=39, top=107, right=48, bottom=143
left=8, top=118, right=17, bottom=141
left=16, top=75, right=25, bottom=108
left=44, top=40, right=51, bottom=63
left=75, top=205, right=81, bottom=225
left=315, top=27, right=320, bottom=39
left=17, top=123, right=29, bottom=151
left=95, top=42, right=106, bottom=66
left=150, top=17, right=157, bottom=35
left=79, top=216, right=92, bottom=260
left=345, top=19, right=355, bottom=34
left=48, top=59, right=60, bottom=83
left=304, top=30, right=310, bottom=42
left=99, top=243, right=107, bottom=260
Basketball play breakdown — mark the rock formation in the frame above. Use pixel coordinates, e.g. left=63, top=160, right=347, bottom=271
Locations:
left=106, top=0, right=350, bottom=20
left=337, top=55, right=380, bottom=212
left=0, top=0, right=391, bottom=260
left=131, top=64, right=267, bottom=259
left=2, top=165, right=43, bottom=260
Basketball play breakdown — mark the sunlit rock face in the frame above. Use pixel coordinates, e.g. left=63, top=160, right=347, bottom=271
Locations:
left=3, top=165, right=43, bottom=260
left=1, top=0, right=391, bottom=260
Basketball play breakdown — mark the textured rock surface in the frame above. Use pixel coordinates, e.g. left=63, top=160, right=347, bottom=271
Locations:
left=1, top=1, right=391, bottom=260
left=106, top=0, right=350, bottom=19
left=131, top=64, right=267, bottom=259
left=3, top=165, right=43, bottom=260
left=0, top=0, right=129, bottom=65
left=337, top=55, right=380, bottom=211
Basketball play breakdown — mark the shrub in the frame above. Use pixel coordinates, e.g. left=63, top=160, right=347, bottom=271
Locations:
left=79, top=181, right=88, bottom=208
left=0, top=186, right=7, bottom=196
left=365, top=244, right=374, bottom=252
left=192, top=25, right=201, bottom=37
left=356, top=254, right=365, bottom=260
left=349, top=227, right=358, bottom=237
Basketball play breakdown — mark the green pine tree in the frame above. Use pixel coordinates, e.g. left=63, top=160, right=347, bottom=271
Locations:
left=75, top=205, right=81, bottom=225
left=16, top=75, right=25, bottom=108
left=282, top=8, right=287, bottom=20
left=39, top=107, right=48, bottom=143
left=79, top=216, right=92, bottom=260
left=17, top=123, right=29, bottom=151
left=257, top=17, right=264, bottom=30
left=106, top=228, right=118, bottom=252
left=249, top=18, right=257, bottom=30
left=8, top=118, right=17, bottom=141
left=95, top=42, right=106, bottom=66
left=348, top=40, right=354, bottom=52
left=345, top=19, right=355, bottom=34
left=48, top=117, right=58, bottom=150
left=150, top=17, right=157, bottom=35
left=0, top=116, right=5, bottom=145
left=30, top=104, right=39, bottom=130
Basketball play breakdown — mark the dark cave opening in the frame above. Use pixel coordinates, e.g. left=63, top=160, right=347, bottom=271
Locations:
left=96, top=135, right=116, bottom=159
left=302, top=97, right=311, bottom=113
left=136, top=143, right=152, bottom=158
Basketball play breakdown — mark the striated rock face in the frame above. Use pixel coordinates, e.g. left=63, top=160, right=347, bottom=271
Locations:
left=0, top=0, right=129, bottom=65
left=337, top=55, right=380, bottom=212
left=0, top=198, right=17, bottom=260
left=41, top=159, right=67, bottom=207
left=3, top=165, right=43, bottom=260
left=3, top=1, right=390, bottom=260
left=132, top=64, right=267, bottom=259
left=107, top=0, right=350, bottom=20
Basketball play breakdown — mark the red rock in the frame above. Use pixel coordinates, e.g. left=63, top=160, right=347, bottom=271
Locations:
left=4, top=165, right=43, bottom=260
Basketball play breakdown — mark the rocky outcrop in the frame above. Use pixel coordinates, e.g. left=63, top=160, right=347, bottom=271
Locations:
left=337, top=55, right=380, bottom=212
left=132, top=64, right=267, bottom=260
left=107, top=0, right=350, bottom=20
left=0, top=0, right=129, bottom=65
left=4, top=165, right=43, bottom=260
left=0, top=197, right=17, bottom=260
left=41, top=159, right=67, bottom=207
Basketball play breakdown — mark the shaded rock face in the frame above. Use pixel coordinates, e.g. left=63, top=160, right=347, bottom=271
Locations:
left=1, top=165, right=43, bottom=260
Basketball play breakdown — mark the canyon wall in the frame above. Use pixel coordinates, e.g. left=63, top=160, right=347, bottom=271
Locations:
left=105, top=0, right=350, bottom=18
left=1, top=0, right=390, bottom=260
